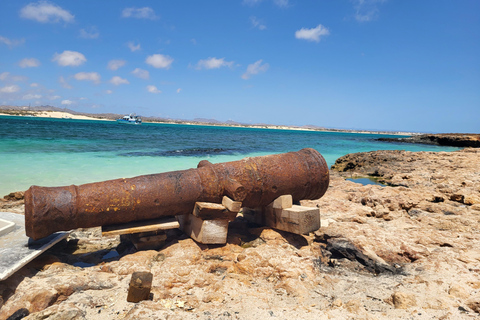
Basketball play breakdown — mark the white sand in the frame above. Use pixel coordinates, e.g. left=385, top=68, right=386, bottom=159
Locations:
left=0, top=111, right=112, bottom=121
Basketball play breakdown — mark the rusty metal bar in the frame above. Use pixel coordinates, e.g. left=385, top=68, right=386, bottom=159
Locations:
left=25, top=148, right=329, bottom=240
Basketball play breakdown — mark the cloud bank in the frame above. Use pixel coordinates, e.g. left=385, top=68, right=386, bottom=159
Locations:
left=20, top=1, right=74, bottom=23
left=122, top=7, right=158, bottom=20
left=110, top=76, right=129, bottom=85
left=295, top=24, right=330, bottom=42
left=146, top=54, right=173, bottom=69
left=147, top=85, right=161, bottom=94
left=196, top=57, right=234, bottom=70
left=19, top=58, right=40, bottom=68
left=53, top=51, right=86, bottom=67
left=74, top=72, right=101, bottom=84
left=107, top=59, right=126, bottom=71
left=242, top=60, right=269, bottom=80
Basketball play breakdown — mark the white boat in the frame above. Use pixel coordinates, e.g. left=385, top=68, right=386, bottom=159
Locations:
left=117, top=113, right=142, bottom=125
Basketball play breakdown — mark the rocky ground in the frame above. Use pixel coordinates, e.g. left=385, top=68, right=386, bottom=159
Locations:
left=378, top=133, right=480, bottom=147
left=1, top=148, right=480, bottom=320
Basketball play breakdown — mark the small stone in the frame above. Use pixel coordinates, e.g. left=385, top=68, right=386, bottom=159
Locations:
left=345, top=299, right=363, bottom=313
left=127, top=271, right=153, bottom=303
left=332, top=298, right=343, bottom=307
left=391, top=292, right=416, bottom=309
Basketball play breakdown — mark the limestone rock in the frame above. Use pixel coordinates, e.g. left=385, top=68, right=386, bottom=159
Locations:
left=389, top=291, right=417, bottom=309
left=1, top=148, right=480, bottom=320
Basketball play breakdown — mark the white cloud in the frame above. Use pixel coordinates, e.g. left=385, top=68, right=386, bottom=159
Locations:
left=295, top=24, right=330, bottom=42
left=107, top=59, right=126, bottom=71
left=79, top=26, right=99, bottom=39
left=250, top=16, right=266, bottom=30
left=19, top=58, right=41, bottom=68
left=127, top=41, right=141, bottom=52
left=49, top=95, right=61, bottom=100
left=176, top=88, right=181, bottom=94
left=146, top=54, right=173, bottom=69
left=196, top=57, right=234, bottom=70
left=0, top=72, right=28, bottom=82
left=22, top=93, right=42, bottom=100
left=110, top=76, right=129, bottom=86
left=241, top=60, right=269, bottom=80
left=0, top=35, right=25, bottom=48
left=105, top=90, right=113, bottom=94
left=59, top=76, right=72, bottom=89
left=0, top=72, right=10, bottom=81
left=20, top=1, right=74, bottom=23
left=132, top=68, right=149, bottom=79
left=274, top=0, right=289, bottom=7
left=52, top=51, right=86, bottom=67
left=30, top=83, right=39, bottom=87
left=0, top=85, right=21, bottom=93
left=147, top=85, right=161, bottom=94
left=74, top=72, right=101, bottom=84
left=122, top=7, right=158, bottom=20
left=353, top=0, right=386, bottom=22
left=61, top=99, right=73, bottom=105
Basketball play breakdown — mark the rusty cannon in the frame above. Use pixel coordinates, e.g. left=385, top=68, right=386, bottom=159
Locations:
left=25, top=148, right=329, bottom=240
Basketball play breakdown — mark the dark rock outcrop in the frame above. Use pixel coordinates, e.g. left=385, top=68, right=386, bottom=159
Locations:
left=378, top=133, right=480, bottom=147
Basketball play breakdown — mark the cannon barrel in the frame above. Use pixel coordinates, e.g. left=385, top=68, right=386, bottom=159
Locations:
left=25, top=148, right=329, bottom=240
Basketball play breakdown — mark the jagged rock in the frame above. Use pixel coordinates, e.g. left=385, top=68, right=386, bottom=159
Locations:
left=3, top=191, right=24, bottom=201
left=326, top=238, right=397, bottom=274
left=388, top=291, right=417, bottom=309
left=378, top=134, right=480, bottom=147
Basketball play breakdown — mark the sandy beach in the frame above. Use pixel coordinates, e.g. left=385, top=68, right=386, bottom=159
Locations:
left=0, top=111, right=111, bottom=122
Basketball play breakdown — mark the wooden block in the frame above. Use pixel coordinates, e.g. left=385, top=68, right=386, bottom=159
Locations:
left=102, top=217, right=179, bottom=237
left=193, top=202, right=237, bottom=220
left=127, top=271, right=153, bottom=303
left=129, top=231, right=167, bottom=251
left=222, top=196, right=242, bottom=213
left=279, top=205, right=320, bottom=234
left=266, top=205, right=320, bottom=235
left=271, top=194, right=293, bottom=209
left=177, top=214, right=229, bottom=244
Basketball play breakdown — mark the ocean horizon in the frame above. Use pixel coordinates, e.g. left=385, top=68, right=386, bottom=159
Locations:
left=0, top=115, right=460, bottom=197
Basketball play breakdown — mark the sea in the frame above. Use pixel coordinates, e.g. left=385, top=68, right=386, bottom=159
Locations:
left=0, top=115, right=460, bottom=197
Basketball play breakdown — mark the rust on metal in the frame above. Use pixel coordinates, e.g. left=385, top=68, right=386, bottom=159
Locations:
left=24, top=148, right=329, bottom=240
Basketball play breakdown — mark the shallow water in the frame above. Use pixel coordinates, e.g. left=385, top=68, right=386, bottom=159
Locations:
left=0, top=115, right=459, bottom=196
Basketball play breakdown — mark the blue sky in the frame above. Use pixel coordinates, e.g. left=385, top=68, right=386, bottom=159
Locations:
left=0, top=0, right=479, bottom=133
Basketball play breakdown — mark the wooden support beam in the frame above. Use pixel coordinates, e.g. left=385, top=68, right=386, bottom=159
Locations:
left=244, top=195, right=320, bottom=235
left=101, top=217, right=179, bottom=237
left=222, top=196, right=242, bottom=213
left=266, top=205, right=320, bottom=235
left=177, top=213, right=229, bottom=244
left=193, top=201, right=238, bottom=220
left=271, top=194, right=293, bottom=209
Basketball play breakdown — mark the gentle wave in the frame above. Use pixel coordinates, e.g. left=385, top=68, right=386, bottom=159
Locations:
left=120, top=147, right=241, bottom=157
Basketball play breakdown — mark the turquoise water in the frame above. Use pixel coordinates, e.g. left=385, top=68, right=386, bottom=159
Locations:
left=0, top=115, right=459, bottom=196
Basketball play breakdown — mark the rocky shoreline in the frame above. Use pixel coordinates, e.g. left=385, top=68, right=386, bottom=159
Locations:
left=378, top=133, right=480, bottom=147
left=1, top=149, right=480, bottom=319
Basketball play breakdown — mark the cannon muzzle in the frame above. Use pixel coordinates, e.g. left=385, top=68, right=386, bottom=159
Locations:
left=25, top=148, right=329, bottom=240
